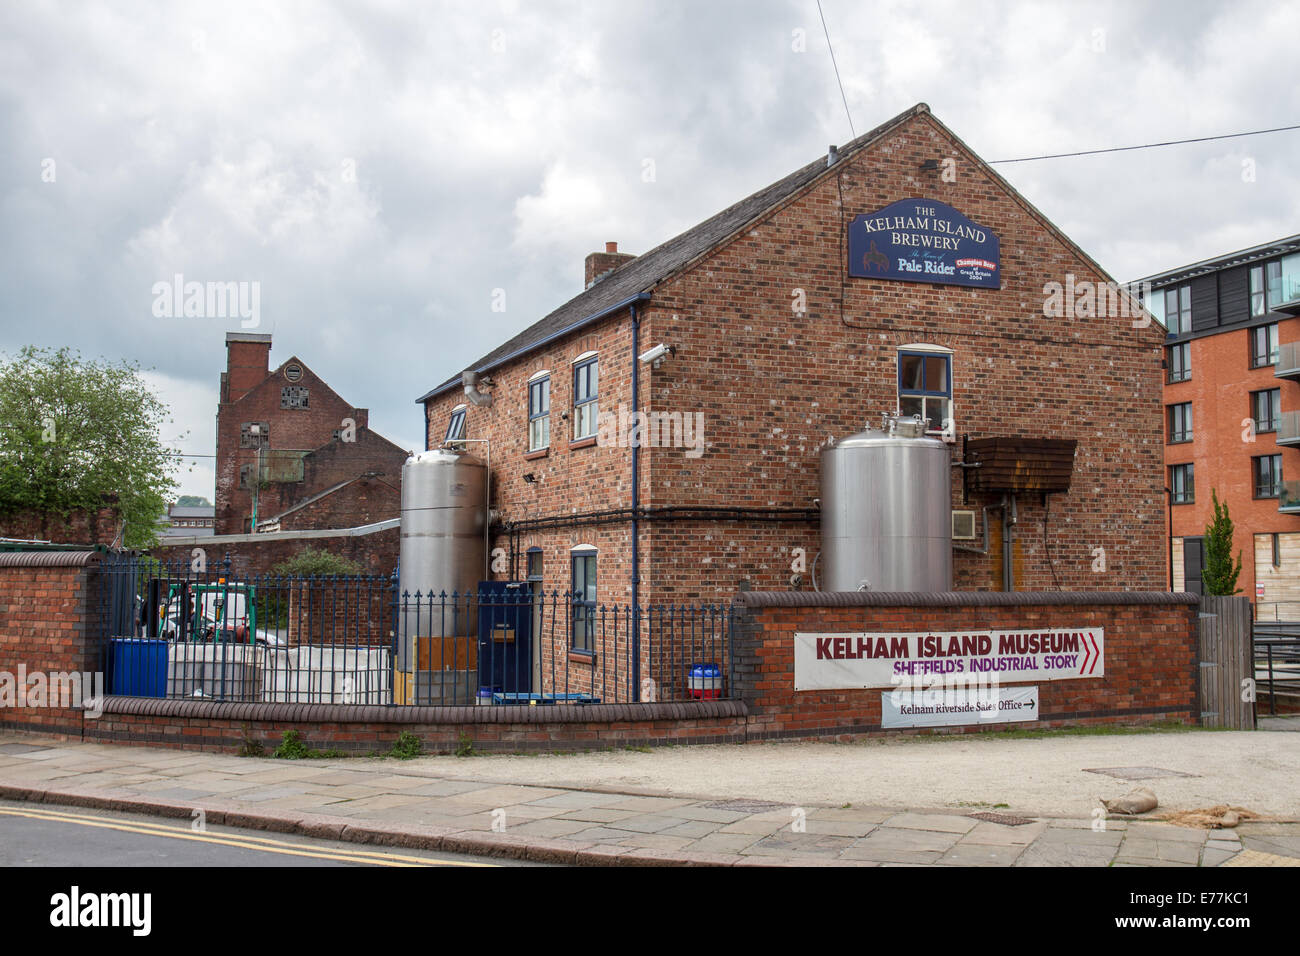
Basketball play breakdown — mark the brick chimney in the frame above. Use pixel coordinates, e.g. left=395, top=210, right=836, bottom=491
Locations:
left=223, top=332, right=272, bottom=402
left=584, top=241, right=635, bottom=289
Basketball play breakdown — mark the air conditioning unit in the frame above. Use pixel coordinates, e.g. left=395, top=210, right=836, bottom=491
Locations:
left=952, top=510, right=977, bottom=540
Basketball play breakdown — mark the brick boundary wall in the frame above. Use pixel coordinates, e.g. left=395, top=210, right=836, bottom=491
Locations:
left=731, top=590, right=1201, bottom=742
left=0, top=552, right=101, bottom=737
left=82, top=698, right=749, bottom=753
left=3, top=556, right=1205, bottom=752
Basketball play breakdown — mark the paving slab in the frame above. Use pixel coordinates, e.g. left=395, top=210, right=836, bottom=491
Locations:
left=939, top=843, right=1026, bottom=866
left=882, top=812, right=979, bottom=834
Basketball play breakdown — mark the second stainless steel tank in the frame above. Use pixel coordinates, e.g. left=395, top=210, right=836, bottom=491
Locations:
left=820, top=415, right=952, bottom=592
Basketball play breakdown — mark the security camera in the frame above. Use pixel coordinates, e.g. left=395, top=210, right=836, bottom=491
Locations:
left=638, top=343, right=675, bottom=368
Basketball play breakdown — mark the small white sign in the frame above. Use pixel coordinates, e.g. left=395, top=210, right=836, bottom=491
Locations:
left=882, top=685, right=1040, bottom=729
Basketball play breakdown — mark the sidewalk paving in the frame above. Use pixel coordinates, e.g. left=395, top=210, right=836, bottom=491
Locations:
left=2, top=733, right=1298, bottom=867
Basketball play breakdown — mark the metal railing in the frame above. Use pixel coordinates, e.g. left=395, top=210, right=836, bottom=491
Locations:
left=93, top=555, right=734, bottom=707
left=1252, top=626, right=1300, bottom=717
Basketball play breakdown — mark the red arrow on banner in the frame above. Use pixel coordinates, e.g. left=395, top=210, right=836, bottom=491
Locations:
left=1079, top=634, right=1092, bottom=674
left=1088, top=632, right=1101, bottom=674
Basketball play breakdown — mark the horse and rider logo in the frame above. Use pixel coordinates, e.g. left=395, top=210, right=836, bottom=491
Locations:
left=862, top=241, right=890, bottom=274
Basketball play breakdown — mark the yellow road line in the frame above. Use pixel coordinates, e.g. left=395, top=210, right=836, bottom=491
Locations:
left=0, top=806, right=496, bottom=867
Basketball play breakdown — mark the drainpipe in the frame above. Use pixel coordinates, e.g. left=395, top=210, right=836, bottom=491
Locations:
left=631, top=303, right=642, bottom=700
left=1001, top=493, right=1017, bottom=592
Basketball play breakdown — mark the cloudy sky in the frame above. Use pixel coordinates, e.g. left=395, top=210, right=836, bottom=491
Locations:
left=2, top=0, right=1297, bottom=500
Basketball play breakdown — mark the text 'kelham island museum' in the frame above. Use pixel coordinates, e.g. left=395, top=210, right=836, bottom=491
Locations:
left=3, top=103, right=1210, bottom=758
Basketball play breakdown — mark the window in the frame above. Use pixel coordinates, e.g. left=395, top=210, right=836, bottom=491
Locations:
left=1163, top=285, right=1191, bottom=335
left=1170, top=463, right=1194, bottom=504
left=1252, top=389, right=1281, bottom=434
left=1273, top=533, right=1282, bottom=568
left=445, top=405, right=467, bottom=442
left=527, top=548, right=543, bottom=580
left=573, top=354, right=599, bottom=440
left=571, top=549, right=597, bottom=653
left=240, top=422, right=269, bottom=448
left=1166, top=342, right=1190, bottom=383
left=280, top=386, right=309, bottom=409
left=1254, top=454, right=1282, bottom=499
left=1167, top=402, right=1192, bottom=444
left=897, top=349, right=952, bottom=431
left=1251, top=265, right=1267, bottom=317
left=1250, top=323, right=1279, bottom=368
left=528, top=374, right=550, bottom=451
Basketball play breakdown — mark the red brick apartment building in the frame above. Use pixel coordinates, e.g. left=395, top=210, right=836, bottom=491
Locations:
left=217, top=332, right=410, bottom=536
left=1142, top=234, right=1300, bottom=615
left=416, top=103, right=1168, bottom=610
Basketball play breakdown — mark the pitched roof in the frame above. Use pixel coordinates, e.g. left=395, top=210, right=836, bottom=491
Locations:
left=416, top=103, right=933, bottom=404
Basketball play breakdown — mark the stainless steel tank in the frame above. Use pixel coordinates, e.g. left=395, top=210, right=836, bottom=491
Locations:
left=397, top=449, right=487, bottom=676
left=820, top=415, right=953, bottom=592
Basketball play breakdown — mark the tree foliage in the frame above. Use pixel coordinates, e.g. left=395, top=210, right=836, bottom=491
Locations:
left=1202, top=488, right=1243, bottom=596
left=0, top=346, right=181, bottom=548
left=271, top=546, right=366, bottom=577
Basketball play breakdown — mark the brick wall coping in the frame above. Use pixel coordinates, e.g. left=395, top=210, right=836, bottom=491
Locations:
left=96, top=696, right=747, bottom=724
left=733, top=590, right=1201, bottom=608
left=0, top=550, right=102, bottom=568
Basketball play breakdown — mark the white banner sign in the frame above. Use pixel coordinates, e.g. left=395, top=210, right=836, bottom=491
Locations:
left=794, top=629, right=1104, bottom=691
left=881, top=685, right=1040, bottom=729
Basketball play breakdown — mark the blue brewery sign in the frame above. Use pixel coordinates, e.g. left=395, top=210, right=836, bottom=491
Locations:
left=848, top=198, right=1000, bottom=289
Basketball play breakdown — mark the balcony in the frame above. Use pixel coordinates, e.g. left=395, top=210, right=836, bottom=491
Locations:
left=1280, top=480, right=1300, bottom=514
left=1277, top=410, right=1300, bottom=447
left=1276, top=342, right=1300, bottom=382
left=1272, top=277, right=1300, bottom=317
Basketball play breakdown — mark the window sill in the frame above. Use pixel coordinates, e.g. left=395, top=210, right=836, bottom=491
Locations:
left=524, top=448, right=549, bottom=460
left=1167, top=438, right=1193, bottom=445
left=568, top=649, right=596, bottom=666
left=569, top=436, right=598, bottom=450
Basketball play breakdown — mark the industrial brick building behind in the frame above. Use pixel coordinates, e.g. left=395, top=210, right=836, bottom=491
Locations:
left=217, top=333, right=409, bottom=538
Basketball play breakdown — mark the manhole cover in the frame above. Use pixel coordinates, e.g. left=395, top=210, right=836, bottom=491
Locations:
left=967, top=811, right=1036, bottom=826
left=1083, top=766, right=1195, bottom=781
left=701, top=800, right=790, bottom=813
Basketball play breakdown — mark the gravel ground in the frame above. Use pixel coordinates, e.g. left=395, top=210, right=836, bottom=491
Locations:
left=404, top=728, right=1300, bottom=820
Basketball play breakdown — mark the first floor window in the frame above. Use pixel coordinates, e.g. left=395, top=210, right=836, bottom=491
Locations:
left=445, top=405, right=467, bottom=442
left=898, top=349, right=952, bottom=432
left=1167, top=402, right=1193, bottom=444
left=573, top=355, right=598, bottom=440
left=1170, top=463, right=1194, bottom=504
left=1250, top=323, right=1279, bottom=368
left=571, top=549, right=597, bottom=652
left=1254, top=454, right=1282, bottom=499
left=528, top=374, right=550, bottom=451
left=1166, top=342, right=1190, bottom=383
left=1252, top=388, right=1280, bottom=434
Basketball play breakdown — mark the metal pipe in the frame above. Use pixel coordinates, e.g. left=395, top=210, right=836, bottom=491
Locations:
left=630, top=302, right=641, bottom=700
left=1001, top=493, right=1016, bottom=592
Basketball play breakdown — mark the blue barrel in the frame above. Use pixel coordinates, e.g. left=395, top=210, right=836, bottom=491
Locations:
left=109, top=638, right=168, bottom=697
left=687, top=663, right=723, bottom=700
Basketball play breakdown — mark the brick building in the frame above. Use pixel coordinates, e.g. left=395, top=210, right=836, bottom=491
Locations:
left=217, top=332, right=410, bottom=537
left=1141, top=233, right=1300, bottom=614
left=416, top=103, right=1167, bottom=615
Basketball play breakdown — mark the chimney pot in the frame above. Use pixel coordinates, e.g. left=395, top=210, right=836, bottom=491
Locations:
left=605, top=241, right=618, bottom=253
